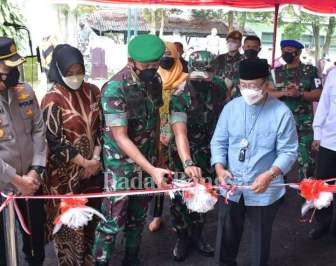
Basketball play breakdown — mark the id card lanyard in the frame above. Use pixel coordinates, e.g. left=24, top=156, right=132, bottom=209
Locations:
left=239, top=96, right=267, bottom=162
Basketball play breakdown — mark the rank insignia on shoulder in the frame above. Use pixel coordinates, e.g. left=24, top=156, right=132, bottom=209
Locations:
left=17, top=93, right=30, bottom=102
left=14, top=84, right=25, bottom=92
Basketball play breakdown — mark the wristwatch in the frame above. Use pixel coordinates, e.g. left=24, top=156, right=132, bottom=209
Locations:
left=30, top=165, right=45, bottom=180
left=183, top=159, right=195, bottom=169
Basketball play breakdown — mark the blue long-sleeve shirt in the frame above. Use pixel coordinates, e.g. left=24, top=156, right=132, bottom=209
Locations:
left=211, top=95, right=298, bottom=206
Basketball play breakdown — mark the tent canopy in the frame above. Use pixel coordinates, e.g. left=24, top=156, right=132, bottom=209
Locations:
left=85, top=0, right=336, bottom=14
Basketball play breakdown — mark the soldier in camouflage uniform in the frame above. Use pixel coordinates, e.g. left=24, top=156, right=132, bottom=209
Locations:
left=169, top=51, right=227, bottom=262
left=92, top=35, right=171, bottom=266
left=213, top=31, right=243, bottom=99
left=270, top=40, right=322, bottom=181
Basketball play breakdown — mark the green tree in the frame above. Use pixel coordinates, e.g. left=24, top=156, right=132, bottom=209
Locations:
left=280, top=5, right=336, bottom=65
left=322, top=16, right=336, bottom=57
left=283, top=22, right=306, bottom=39
left=143, top=8, right=183, bottom=35
left=191, top=9, right=273, bottom=34
left=55, top=4, right=70, bottom=42
left=0, top=0, right=25, bottom=48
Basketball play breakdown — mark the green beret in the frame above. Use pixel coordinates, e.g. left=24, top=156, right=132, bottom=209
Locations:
left=128, top=34, right=165, bottom=63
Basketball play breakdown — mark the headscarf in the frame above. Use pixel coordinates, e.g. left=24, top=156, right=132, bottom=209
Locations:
left=48, top=44, right=85, bottom=89
left=158, top=42, right=188, bottom=91
left=158, top=42, right=188, bottom=118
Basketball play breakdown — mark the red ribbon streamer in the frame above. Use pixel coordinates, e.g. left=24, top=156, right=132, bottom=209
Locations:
left=54, top=197, right=88, bottom=225
left=299, top=179, right=336, bottom=201
left=0, top=194, right=31, bottom=235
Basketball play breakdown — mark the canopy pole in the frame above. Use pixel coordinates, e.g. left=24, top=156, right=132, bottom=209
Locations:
left=134, top=8, right=139, bottom=37
left=4, top=199, right=19, bottom=266
left=271, top=3, right=280, bottom=68
left=127, top=8, right=132, bottom=43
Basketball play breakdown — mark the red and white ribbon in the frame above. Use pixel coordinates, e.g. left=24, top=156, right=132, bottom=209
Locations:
left=2, top=178, right=336, bottom=233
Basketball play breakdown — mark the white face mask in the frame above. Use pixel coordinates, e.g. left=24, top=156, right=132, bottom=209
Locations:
left=227, top=42, right=239, bottom=52
left=240, top=89, right=264, bottom=105
left=62, top=74, right=84, bottom=90
left=57, top=63, right=84, bottom=90
left=189, top=71, right=210, bottom=80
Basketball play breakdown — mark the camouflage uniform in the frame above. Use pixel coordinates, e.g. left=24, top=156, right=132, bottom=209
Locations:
left=274, top=63, right=322, bottom=180
left=213, top=51, right=242, bottom=98
left=93, top=67, right=162, bottom=263
left=169, top=52, right=227, bottom=232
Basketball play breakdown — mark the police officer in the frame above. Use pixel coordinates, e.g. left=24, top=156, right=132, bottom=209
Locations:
left=0, top=37, right=46, bottom=266
left=270, top=40, right=322, bottom=181
left=213, top=31, right=243, bottom=99
left=169, top=50, right=227, bottom=262
left=93, top=34, right=171, bottom=266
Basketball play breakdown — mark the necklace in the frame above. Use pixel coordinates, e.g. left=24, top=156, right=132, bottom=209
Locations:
left=239, top=95, right=267, bottom=162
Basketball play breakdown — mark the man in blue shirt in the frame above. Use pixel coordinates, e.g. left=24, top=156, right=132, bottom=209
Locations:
left=211, top=59, right=298, bottom=266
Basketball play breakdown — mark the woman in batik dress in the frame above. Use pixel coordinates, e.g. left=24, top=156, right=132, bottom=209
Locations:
left=41, top=44, right=103, bottom=266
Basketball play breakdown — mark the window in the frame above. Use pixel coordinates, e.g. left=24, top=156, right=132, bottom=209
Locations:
left=261, top=32, right=273, bottom=45
left=301, top=35, right=313, bottom=47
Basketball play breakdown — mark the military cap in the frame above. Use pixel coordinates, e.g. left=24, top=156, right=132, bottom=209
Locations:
left=128, top=34, right=165, bottom=63
left=280, top=40, right=304, bottom=49
left=188, top=50, right=214, bottom=71
left=239, top=59, right=269, bottom=80
left=0, top=37, right=25, bottom=67
left=226, top=31, right=242, bottom=41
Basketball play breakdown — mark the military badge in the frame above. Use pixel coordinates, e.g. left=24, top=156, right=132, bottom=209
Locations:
left=108, top=97, right=125, bottom=112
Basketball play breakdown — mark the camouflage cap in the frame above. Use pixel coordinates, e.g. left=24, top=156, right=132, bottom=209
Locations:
left=188, top=51, right=214, bottom=71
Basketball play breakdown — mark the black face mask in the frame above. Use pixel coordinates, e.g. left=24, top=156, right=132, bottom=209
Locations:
left=190, top=80, right=211, bottom=90
left=282, top=51, right=297, bottom=64
left=244, top=49, right=259, bottom=59
left=138, top=68, right=158, bottom=82
left=159, top=57, right=175, bottom=70
left=1, top=68, right=20, bottom=88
